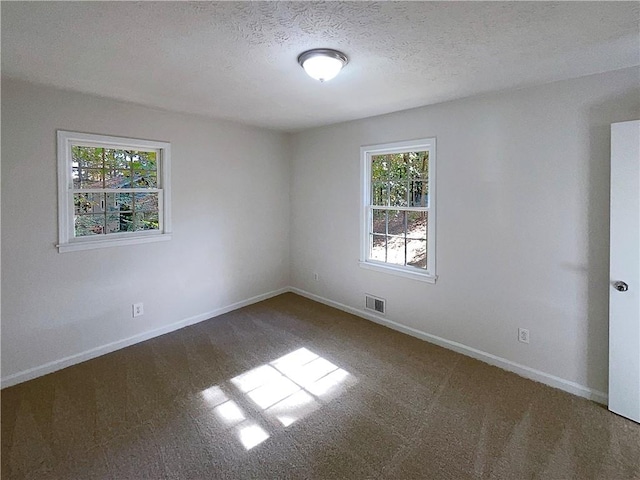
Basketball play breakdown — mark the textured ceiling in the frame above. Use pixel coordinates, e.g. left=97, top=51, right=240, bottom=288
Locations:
left=2, top=2, right=639, bottom=132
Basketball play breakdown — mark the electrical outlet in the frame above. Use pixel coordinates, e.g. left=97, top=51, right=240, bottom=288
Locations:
left=313, top=272, right=319, bottom=281
left=518, top=328, right=530, bottom=344
left=133, top=303, right=144, bottom=318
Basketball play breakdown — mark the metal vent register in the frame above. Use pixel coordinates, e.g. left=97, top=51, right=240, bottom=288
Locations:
left=365, top=295, right=386, bottom=314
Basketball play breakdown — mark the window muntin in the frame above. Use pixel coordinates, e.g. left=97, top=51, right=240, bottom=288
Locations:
left=361, top=139, right=436, bottom=282
left=57, top=131, right=171, bottom=252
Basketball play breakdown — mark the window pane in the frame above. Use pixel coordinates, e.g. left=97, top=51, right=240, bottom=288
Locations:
left=371, top=182, right=388, bottom=206
left=370, top=234, right=386, bottom=262
left=408, top=151, right=429, bottom=179
left=409, top=180, right=429, bottom=207
left=104, top=149, right=158, bottom=170
left=372, top=210, right=386, bottom=234
left=106, top=192, right=132, bottom=212
left=73, top=168, right=104, bottom=189
left=106, top=212, right=138, bottom=233
left=106, top=213, right=122, bottom=234
left=373, top=153, right=411, bottom=181
left=75, top=214, right=105, bottom=236
left=387, top=210, right=406, bottom=237
left=72, top=146, right=104, bottom=168
left=371, top=155, right=388, bottom=181
left=131, top=151, right=157, bottom=170
left=74, top=193, right=104, bottom=214
left=133, top=170, right=157, bottom=188
left=387, top=153, right=409, bottom=180
left=104, top=169, right=132, bottom=188
left=134, top=192, right=159, bottom=212
left=143, top=211, right=160, bottom=230
left=408, top=211, right=428, bottom=269
left=386, top=235, right=405, bottom=266
left=407, top=239, right=427, bottom=269
left=134, top=211, right=159, bottom=231
left=105, top=193, right=134, bottom=234
left=118, top=212, right=135, bottom=232
left=105, top=149, right=130, bottom=169
left=389, top=181, right=408, bottom=207
left=407, top=211, right=427, bottom=240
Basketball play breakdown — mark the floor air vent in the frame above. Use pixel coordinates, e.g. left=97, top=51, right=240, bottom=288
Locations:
left=365, top=294, right=386, bottom=315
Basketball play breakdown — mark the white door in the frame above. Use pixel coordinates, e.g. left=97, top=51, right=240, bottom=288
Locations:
left=609, top=119, right=640, bottom=423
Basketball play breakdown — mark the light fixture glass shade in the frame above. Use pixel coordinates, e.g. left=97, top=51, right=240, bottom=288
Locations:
left=298, top=49, right=348, bottom=82
left=301, top=56, right=343, bottom=82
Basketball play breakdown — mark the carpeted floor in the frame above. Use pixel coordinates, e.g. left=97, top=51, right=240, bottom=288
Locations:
left=2, top=293, right=639, bottom=479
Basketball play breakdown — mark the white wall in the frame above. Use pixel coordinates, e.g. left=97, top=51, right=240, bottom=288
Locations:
left=1, top=79, right=290, bottom=382
left=290, top=67, right=640, bottom=397
left=3, top=67, right=639, bottom=398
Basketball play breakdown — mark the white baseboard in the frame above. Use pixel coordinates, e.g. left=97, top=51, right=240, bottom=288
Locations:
left=1, top=287, right=289, bottom=389
left=289, top=287, right=608, bottom=405
left=1, top=285, right=609, bottom=405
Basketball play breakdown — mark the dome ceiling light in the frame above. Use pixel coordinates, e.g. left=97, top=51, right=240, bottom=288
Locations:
left=297, top=48, right=348, bottom=82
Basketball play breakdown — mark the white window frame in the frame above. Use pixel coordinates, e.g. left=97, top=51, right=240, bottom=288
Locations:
left=57, top=130, right=172, bottom=253
left=359, top=138, right=437, bottom=283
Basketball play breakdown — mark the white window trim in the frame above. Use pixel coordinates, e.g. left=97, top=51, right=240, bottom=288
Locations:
left=57, top=130, right=172, bottom=253
left=359, top=137, right=437, bottom=283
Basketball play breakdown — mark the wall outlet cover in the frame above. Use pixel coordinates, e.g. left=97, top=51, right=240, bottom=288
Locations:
left=133, top=303, right=144, bottom=318
left=518, top=328, right=530, bottom=344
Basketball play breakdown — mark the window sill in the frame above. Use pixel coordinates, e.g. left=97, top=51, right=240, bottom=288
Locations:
left=58, top=233, right=172, bottom=253
left=358, top=261, right=437, bottom=284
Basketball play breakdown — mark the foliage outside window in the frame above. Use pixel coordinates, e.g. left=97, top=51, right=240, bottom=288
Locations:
left=57, top=131, right=171, bottom=252
left=360, top=138, right=436, bottom=282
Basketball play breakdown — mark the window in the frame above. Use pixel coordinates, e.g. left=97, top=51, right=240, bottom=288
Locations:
left=57, top=131, right=171, bottom=252
left=360, top=138, right=436, bottom=283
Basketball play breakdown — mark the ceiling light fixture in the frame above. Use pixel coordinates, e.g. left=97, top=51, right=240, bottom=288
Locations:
left=297, top=48, right=348, bottom=82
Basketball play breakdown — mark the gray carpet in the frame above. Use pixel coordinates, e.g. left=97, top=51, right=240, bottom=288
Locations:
left=2, top=293, right=639, bottom=479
